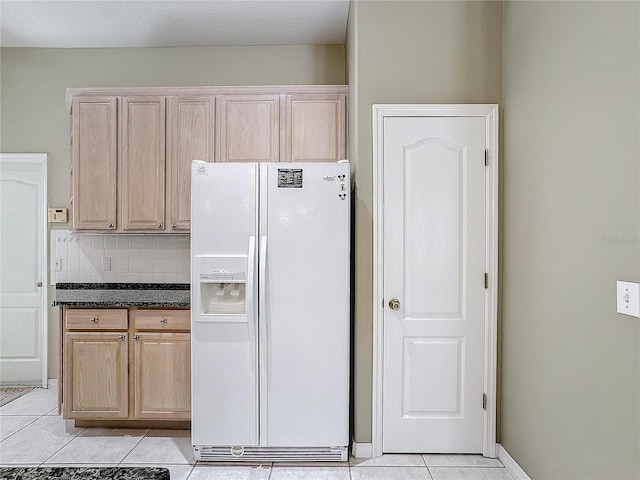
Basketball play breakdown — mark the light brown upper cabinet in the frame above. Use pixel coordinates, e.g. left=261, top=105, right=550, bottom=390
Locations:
left=71, top=96, right=118, bottom=231
left=167, top=96, right=215, bottom=231
left=67, top=86, right=348, bottom=232
left=120, top=96, right=166, bottom=231
left=285, top=94, right=347, bottom=162
left=217, top=95, right=280, bottom=163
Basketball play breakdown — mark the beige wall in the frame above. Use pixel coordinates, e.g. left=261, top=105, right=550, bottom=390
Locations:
left=347, top=0, right=503, bottom=442
left=0, top=45, right=346, bottom=379
left=502, top=1, right=640, bottom=478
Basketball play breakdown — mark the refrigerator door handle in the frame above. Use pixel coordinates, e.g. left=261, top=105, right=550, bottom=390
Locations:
left=247, top=235, right=258, bottom=441
left=247, top=236, right=257, bottom=342
left=259, top=235, right=268, bottom=342
left=259, top=234, right=268, bottom=445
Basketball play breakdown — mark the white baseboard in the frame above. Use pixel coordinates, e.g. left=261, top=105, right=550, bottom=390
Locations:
left=497, top=444, right=531, bottom=480
left=351, top=439, right=373, bottom=458
left=47, top=379, right=58, bottom=389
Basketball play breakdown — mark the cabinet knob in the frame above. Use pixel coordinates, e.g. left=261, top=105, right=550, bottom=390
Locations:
left=157, top=223, right=164, bottom=229
left=133, top=335, right=140, bottom=341
left=118, top=335, right=125, bottom=341
left=160, top=318, right=168, bottom=324
left=90, top=317, right=99, bottom=323
left=107, top=223, right=114, bottom=229
left=171, top=223, right=177, bottom=229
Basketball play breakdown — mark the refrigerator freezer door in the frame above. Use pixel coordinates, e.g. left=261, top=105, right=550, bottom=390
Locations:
left=191, top=162, right=259, bottom=447
left=190, top=162, right=258, bottom=256
left=259, top=162, right=350, bottom=447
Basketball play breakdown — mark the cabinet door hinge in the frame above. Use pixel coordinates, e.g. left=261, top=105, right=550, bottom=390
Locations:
left=484, top=273, right=488, bottom=289
left=485, top=149, right=489, bottom=166
left=483, top=393, right=487, bottom=410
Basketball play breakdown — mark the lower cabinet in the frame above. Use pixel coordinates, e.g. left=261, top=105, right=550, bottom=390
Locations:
left=64, top=331, right=129, bottom=419
left=62, top=307, right=190, bottom=423
left=133, top=332, right=191, bottom=419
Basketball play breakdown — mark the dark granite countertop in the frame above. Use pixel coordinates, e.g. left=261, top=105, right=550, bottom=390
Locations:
left=54, top=283, right=190, bottom=308
left=0, top=467, right=170, bottom=480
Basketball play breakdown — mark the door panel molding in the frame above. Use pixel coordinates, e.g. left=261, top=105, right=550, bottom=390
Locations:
left=371, top=105, right=498, bottom=458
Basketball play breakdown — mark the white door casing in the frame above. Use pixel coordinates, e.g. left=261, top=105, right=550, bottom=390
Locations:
left=0, top=153, right=48, bottom=386
left=372, top=105, right=498, bottom=457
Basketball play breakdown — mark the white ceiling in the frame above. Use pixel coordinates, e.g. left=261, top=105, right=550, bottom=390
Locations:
left=0, top=0, right=350, bottom=48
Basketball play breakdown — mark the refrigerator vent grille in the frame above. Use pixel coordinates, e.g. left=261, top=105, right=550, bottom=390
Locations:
left=195, top=446, right=348, bottom=462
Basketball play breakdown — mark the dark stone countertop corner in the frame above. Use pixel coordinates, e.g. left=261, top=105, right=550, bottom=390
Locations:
left=0, top=466, right=170, bottom=480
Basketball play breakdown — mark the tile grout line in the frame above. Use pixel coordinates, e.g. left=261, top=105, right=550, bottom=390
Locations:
left=421, top=453, right=435, bottom=480
left=38, top=421, right=88, bottom=466
left=0, top=415, right=41, bottom=444
left=182, top=464, right=195, bottom=479
left=116, top=428, right=152, bottom=466
left=34, top=402, right=86, bottom=467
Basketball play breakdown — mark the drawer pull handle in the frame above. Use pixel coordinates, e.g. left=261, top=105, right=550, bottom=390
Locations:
left=90, top=317, right=99, bottom=323
left=160, top=318, right=168, bottom=324
left=118, top=335, right=126, bottom=341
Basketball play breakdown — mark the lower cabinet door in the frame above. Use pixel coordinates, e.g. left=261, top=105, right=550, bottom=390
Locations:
left=64, top=332, right=128, bottom=419
left=133, top=332, right=191, bottom=419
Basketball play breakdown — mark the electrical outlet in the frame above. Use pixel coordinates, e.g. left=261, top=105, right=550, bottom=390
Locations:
left=53, top=258, right=62, bottom=272
left=102, top=257, right=112, bottom=272
left=616, top=281, right=639, bottom=317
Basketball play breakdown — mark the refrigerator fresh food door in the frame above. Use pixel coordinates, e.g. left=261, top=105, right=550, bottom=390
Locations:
left=259, top=162, right=350, bottom=447
left=191, top=161, right=259, bottom=447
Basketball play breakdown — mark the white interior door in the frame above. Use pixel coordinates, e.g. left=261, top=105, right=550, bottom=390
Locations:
left=0, top=154, right=48, bottom=386
left=381, top=116, right=486, bottom=453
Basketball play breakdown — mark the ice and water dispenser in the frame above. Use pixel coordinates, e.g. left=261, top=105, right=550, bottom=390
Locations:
left=196, top=257, right=248, bottom=319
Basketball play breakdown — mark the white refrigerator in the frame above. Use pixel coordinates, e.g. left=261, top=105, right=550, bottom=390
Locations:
left=191, top=161, right=350, bottom=462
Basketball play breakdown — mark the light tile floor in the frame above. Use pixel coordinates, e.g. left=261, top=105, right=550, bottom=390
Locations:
left=1, top=388, right=513, bottom=480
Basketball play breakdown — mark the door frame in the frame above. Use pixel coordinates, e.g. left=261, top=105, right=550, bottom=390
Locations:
left=371, top=105, right=499, bottom=458
left=0, top=153, right=48, bottom=387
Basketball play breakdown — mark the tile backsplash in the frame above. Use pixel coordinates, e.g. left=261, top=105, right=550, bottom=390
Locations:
left=50, top=230, right=190, bottom=285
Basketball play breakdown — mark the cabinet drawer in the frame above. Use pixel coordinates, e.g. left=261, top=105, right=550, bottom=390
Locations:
left=134, top=310, right=190, bottom=331
left=65, top=309, right=128, bottom=330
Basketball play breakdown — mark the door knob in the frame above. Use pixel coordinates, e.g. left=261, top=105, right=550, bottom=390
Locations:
left=388, top=298, right=401, bottom=310
left=36, top=282, right=42, bottom=287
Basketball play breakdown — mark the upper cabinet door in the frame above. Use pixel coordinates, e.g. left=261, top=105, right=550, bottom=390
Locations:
left=285, top=94, right=346, bottom=162
left=72, top=97, right=118, bottom=230
left=167, top=96, right=215, bottom=231
left=120, top=96, right=166, bottom=231
left=217, top=95, right=279, bottom=163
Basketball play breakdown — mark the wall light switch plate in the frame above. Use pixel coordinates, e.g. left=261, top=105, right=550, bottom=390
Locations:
left=616, top=281, right=639, bottom=317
